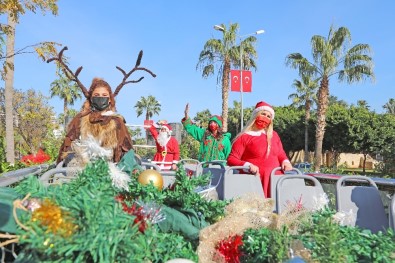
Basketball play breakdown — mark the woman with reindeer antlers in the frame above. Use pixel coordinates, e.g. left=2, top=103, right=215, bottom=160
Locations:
left=51, top=47, right=156, bottom=165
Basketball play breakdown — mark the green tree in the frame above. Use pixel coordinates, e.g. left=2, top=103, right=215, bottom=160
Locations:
left=134, top=95, right=161, bottom=142
left=193, top=109, right=211, bottom=127
left=58, top=108, right=78, bottom=129
left=348, top=104, right=379, bottom=173
left=197, top=22, right=259, bottom=132
left=134, top=95, right=161, bottom=120
left=1, top=0, right=58, bottom=164
left=374, top=113, right=395, bottom=177
left=324, top=103, right=352, bottom=167
left=227, top=100, right=242, bottom=137
left=289, top=74, right=318, bottom=162
left=50, top=73, right=82, bottom=122
left=286, top=25, right=375, bottom=171
left=274, top=106, right=305, bottom=155
left=227, top=101, right=254, bottom=139
left=0, top=87, right=57, bottom=157
left=383, top=98, right=395, bottom=114
left=328, top=95, right=348, bottom=108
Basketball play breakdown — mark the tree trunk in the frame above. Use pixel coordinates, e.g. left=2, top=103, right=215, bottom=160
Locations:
left=145, top=111, right=150, bottom=144
left=314, top=76, right=329, bottom=171
left=221, top=59, right=231, bottom=132
left=363, top=153, right=367, bottom=173
left=5, top=13, right=16, bottom=164
left=63, top=99, right=68, bottom=127
left=304, top=100, right=311, bottom=162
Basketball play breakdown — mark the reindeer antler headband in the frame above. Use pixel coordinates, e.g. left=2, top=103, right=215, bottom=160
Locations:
left=47, top=46, right=156, bottom=99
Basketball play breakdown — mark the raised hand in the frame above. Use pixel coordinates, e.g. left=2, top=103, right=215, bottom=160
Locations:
left=184, top=103, right=189, bottom=119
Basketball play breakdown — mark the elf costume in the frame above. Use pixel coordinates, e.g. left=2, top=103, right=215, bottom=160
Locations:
left=181, top=115, right=231, bottom=162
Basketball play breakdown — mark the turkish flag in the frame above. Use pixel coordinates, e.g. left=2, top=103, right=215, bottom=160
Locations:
left=230, top=70, right=252, bottom=92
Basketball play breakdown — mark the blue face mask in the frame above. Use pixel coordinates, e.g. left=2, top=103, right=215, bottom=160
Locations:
left=91, top=97, right=109, bottom=111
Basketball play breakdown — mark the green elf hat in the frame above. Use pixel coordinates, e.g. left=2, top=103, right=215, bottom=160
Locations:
left=209, top=115, right=223, bottom=128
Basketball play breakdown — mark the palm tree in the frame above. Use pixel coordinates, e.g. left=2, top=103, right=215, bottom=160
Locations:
left=289, top=74, right=318, bottom=162
left=50, top=74, right=82, bottom=126
left=196, top=22, right=259, bottom=132
left=286, top=25, right=374, bottom=171
left=194, top=109, right=211, bottom=127
left=383, top=98, right=395, bottom=114
left=134, top=95, right=161, bottom=143
left=134, top=95, right=161, bottom=120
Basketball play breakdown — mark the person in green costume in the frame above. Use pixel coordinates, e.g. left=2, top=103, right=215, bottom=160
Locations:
left=181, top=103, right=231, bottom=162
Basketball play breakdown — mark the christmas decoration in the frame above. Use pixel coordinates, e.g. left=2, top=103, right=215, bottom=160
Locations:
left=21, top=148, right=51, bottom=165
left=31, top=199, right=77, bottom=237
left=138, top=169, right=164, bottom=190
left=215, top=234, right=243, bottom=263
left=108, top=162, right=131, bottom=191
left=2, top=158, right=394, bottom=262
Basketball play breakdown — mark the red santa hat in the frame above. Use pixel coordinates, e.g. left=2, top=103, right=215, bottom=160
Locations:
left=252, top=101, right=275, bottom=119
left=161, top=124, right=172, bottom=133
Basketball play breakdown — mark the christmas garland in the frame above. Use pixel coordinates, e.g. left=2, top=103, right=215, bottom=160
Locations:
left=2, top=158, right=395, bottom=262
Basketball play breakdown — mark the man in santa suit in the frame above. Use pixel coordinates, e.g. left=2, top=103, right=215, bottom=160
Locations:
left=227, top=101, right=293, bottom=198
left=147, top=122, right=180, bottom=170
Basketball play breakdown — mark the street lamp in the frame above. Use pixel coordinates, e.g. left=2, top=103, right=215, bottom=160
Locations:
left=214, top=25, right=264, bottom=131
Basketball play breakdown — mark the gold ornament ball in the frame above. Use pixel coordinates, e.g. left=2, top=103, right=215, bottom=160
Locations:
left=138, top=169, right=163, bottom=190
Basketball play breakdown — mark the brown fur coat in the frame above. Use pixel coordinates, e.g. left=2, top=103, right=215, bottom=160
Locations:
left=57, top=111, right=133, bottom=164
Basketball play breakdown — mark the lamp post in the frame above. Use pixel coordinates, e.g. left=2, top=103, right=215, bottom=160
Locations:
left=214, top=25, right=264, bottom=131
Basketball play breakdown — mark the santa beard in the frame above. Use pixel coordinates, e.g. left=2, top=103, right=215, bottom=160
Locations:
left=157, top=131, right=171, bottom=147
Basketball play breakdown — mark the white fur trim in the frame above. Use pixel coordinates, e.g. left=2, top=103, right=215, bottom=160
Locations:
left=253, top=106, right=275, bottom=119
left=246, top=130, right=266, bottom=136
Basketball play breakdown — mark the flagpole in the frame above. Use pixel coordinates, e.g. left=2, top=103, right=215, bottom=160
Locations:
left=240, top=38, right=244, bottom=131
left=213, top=25, right=264, bottom=132
left=238, top=29, right=265, bottom=131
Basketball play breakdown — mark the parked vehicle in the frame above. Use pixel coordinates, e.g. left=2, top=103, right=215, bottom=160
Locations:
left=293, top=162, right=312, bottom=171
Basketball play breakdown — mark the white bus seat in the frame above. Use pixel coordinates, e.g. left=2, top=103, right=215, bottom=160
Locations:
left=223, top=166, right=264, bottom=200
left=179, top=159, right=201, bottom=176
left=195, top=161, right=226, bottom=200
left=270, top=167, right=306, bottom=205
left=159, top=170, right=177, bottom=189
left=390, top=194, right=395, bottom=230
left=336, top=176, right=389, bottom=233
left=276, top=174, right=325, bottom=214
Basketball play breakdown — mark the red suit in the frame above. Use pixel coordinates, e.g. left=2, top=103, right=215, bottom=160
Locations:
left=149, top=125, right=180, bottom=170
left=227, top=130, right=289, bottom=198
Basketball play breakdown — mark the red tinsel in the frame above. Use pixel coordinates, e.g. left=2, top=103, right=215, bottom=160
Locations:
left=285, top=194, right=304, bottom=212
left=21, top=148, right=51, bottom=165
left=115, top=196, right=147, bottom=233
left=115, top=195, right=165, bottom=233
left=215, top=234, right=244, bottom=263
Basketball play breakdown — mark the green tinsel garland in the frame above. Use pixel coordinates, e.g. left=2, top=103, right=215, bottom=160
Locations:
left=12, top=159, right=207, bottom=262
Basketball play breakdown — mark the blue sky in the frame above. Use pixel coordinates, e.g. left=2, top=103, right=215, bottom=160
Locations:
left=4, top=0, right=395, bottom=126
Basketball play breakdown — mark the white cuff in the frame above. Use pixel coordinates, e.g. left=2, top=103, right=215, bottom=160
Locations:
left=244, top=162, right=252, bottom=167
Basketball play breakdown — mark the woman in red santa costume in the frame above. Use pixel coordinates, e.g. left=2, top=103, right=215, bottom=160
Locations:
left=147, top=122, right=180, bottom=170
left=227, top=101, right=293, bottom=198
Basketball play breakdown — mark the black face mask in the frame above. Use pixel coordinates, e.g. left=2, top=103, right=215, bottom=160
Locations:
left=91, top=97, right=110, bottom=111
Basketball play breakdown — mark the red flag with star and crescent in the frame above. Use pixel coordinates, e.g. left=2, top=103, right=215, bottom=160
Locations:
left=230, top=70, right=252, bottom=92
